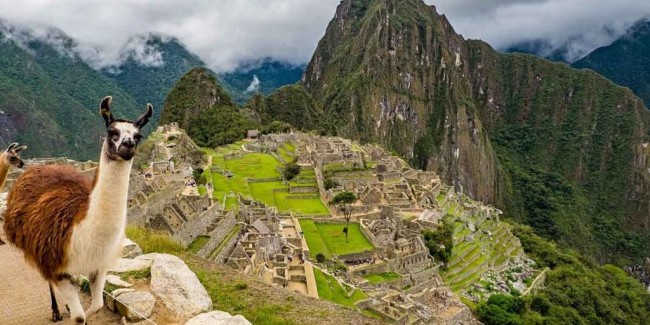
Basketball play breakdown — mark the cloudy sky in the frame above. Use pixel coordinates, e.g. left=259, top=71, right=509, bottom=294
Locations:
left=0, top=0, right=648, bottom=72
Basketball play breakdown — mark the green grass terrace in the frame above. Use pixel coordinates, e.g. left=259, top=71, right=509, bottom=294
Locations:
left=200, top=146, right=329, bottom=215
left=299, top=219, right=375, bottom=259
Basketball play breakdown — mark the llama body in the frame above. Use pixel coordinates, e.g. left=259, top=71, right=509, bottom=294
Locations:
left=3, top=97, right=152, bottom=323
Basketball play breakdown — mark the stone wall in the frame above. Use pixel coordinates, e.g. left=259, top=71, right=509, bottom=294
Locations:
left=174, top=204, right=224, bottom=246
left=196, top=212, right=237, bottom=258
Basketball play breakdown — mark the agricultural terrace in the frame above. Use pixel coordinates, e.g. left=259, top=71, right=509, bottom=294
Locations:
left=299, top=219, right=374, bottom=259
left=200, top=142, right=329, bottom=215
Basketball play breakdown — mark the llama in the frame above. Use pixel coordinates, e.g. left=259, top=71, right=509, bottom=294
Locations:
left=0, top=142, right=27, bottom=245
left=3, top=96, right=152, bottom=324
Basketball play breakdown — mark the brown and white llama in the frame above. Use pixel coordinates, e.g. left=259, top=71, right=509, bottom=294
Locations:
left=0, top=142, right=27, bottom=245
left=3, top=96, right=152, bottom=324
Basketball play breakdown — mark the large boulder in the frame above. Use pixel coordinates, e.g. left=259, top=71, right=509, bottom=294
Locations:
left=185, top=311, right=251, bottom=325
left=150, top=254, right=212, bottom=317
left=115, top=291, right=156, bottom=321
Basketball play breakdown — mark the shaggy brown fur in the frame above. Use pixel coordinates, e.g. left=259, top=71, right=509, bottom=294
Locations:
left=3, top=165, right=92, bottom=281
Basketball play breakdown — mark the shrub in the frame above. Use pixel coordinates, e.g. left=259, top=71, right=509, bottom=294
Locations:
left=282, top=158, right=301, bottom=181
left=315, top=253, right=326, bottom=264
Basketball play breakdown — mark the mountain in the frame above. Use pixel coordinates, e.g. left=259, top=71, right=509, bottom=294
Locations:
left=101, top=34, right=206, bottom=123
left=505, top=39, right=572, bottom=63
left=300, top=0, right=650, bottom=264
left=0, top=22, right=140, bottom=160
left=159, top=67, right=256, bottom=148
left=572, top=18, right=650, bottom=107
left=245, top=84, right=322, bottom=130
left=219, top=59, right=305, bottom=104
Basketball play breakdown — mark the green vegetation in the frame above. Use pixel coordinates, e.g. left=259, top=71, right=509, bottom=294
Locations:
left=293, top=0, right=650, bottom=267
left=125, top=226, right=185, bottom=254
left=572, top=19, right=650, bottom=107
left=188, top=235, right=211, bottom=254
left=160, top=68, right=259, bottom=149
left=313, top=268, right=367, bottom=308
left=422, top=218, right=454, bottom=264
left=0, top=30, right=141, bottom=160
left=362, top=272, right=401, bottom=284
left=204, top=149, right=328, bottom=214
left=219, top=59, right=305, bottom=104
left=299, top=220, right=374, bottom=259
left=472, top=224, right=650, bottom=325
left=103, top=34, right=206, bottom=123
left=246, top=84, right=322, bottom=131
left=282, top=158, right=301, bottom=181
left=126, top=226, right=372, bottom=325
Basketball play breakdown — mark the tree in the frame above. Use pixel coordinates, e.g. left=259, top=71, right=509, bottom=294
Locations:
left=331, top=191, right=357, bottom=243
left=282, top=158, right=301, bottom=181
left=192, top=168, right=204, bottom=183
left=315, top=253, right=326, bottom=264
left=262, top=120, right=292, bottom=134
left=422, top=219, right=454, bottom=264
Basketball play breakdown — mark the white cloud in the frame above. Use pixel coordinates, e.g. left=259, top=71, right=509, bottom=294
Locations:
left=245, top=75, right=261, bottom=93
left=0, top=0, right=340, bottom=72
left=430, top=0, right=650, bottom=61
left=0, top=0, right=647, bottom=70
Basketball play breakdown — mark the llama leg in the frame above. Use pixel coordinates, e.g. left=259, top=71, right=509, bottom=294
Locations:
left=85, top=270, right=106, bottom=318
left=53, top=276, right=85, bottom=324
left=49, top=283, right=63, bottom=322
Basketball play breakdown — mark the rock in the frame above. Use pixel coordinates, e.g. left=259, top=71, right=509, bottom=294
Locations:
left=150, top=254, right=212, bottom=317
left=185, top=311, right=251, bottom=325
left=467, top=222, right=476, bottom=232
left=512, top=280, right=527, bottom=293
left=111, top=255, right=153, bottom=273
left=122, top=238, right=143, bottom=258
left=105, top=288, right=135, bottom=312
left=115, top=291, right=156, bottom=321
left=106, top=274, right=133, bottom=288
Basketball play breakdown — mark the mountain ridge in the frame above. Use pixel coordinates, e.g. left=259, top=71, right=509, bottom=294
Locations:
left=300, top=0, right=650, bottom=264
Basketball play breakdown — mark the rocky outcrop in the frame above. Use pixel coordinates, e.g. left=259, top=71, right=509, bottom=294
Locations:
left=149, top=254, right=212, bottom=317
left=185, top=311, right=251, bottom=325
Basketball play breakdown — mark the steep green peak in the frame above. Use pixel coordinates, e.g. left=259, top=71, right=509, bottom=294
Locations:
left=158, top=67, right=233, bottom=130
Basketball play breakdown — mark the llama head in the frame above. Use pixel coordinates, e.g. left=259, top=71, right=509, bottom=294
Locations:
left=3, top=142, right=27, bottom=168
left=99, top=96, right=153, bottom=161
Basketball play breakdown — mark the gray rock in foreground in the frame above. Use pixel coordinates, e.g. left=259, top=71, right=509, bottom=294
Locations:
left=115, top=291, right=156, bottom=321
left=150, top=254, right=212, bottom=317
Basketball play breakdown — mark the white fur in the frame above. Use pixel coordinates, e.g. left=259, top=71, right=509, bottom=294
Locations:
left=112, top=122, right=139, bottom=147
left=59, top=125, right=137, bottom=322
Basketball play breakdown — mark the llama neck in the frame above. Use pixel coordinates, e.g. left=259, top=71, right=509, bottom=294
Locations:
left=87, top=143, right=133, bottom=222
left=0, top=154, right=9, bottom=192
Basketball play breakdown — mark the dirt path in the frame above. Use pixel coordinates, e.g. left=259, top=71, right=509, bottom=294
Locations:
left=0, top=222, right=121, bottom=325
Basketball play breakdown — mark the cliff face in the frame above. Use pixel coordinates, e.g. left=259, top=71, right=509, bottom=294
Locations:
left=303, top=0, right=499, bottom=203
left=303, top=0, right=650, bottom=262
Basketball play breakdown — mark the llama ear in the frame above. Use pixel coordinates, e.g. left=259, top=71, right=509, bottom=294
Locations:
left=99, top=96, right=114, bottom=128
left=6, top=142, right=18, bottom=151
left=135, top=103, right=153, bottom=129
left=14, top=145, right=27, bottom=153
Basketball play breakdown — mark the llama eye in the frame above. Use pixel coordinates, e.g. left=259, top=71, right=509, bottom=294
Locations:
left=134, top=134, right=142, bottom=143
